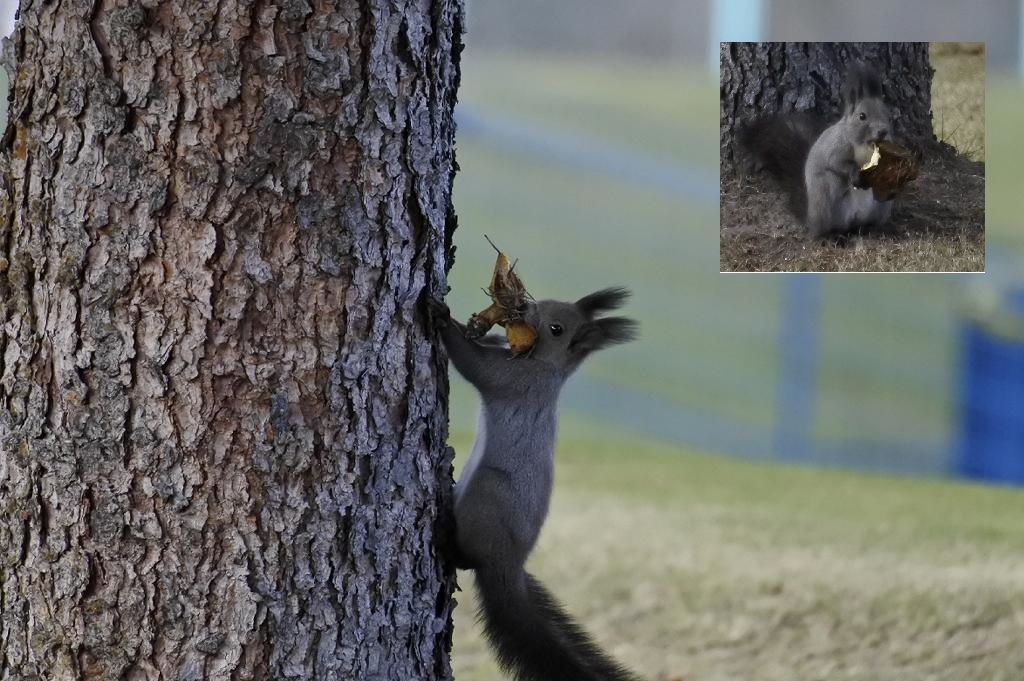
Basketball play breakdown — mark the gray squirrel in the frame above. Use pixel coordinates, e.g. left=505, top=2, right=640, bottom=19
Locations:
left=430, top=288, right=640, bottom=681
left=740, top=65, right=894, bottom=237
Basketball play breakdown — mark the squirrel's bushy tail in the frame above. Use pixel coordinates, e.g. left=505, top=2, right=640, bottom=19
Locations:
left=474, top=563, right=640, bottom=681
left=738, top=113, right=827, bottom=220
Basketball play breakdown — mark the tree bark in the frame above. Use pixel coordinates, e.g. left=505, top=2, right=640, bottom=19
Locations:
left=0, top=1, right=462, bottom=679
left=720, top=42, right=933, bottom=176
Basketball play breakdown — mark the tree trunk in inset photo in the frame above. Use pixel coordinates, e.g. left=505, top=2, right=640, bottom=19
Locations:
left=1, top=1, right=462, bottom=679
left=720, top=42, right=933, bottom=175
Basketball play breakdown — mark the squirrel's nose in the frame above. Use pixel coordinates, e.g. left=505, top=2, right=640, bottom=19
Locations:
left=877, top=130, right=889, bottom=141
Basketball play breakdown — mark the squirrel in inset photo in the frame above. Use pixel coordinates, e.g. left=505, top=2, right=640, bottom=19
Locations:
left=740, top=64, right=895, bottom=237
left=431, top=288, right=641, bottom=681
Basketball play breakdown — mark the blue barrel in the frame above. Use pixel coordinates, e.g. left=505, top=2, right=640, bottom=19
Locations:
left=956, top=289, right=1024, bottom=485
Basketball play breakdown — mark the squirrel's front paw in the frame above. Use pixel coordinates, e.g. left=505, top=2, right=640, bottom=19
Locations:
left=426, top=296, right=452, bottom=328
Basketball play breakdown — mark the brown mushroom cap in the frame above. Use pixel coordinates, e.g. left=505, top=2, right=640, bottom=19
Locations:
left=859, top=141, right=920, bottom=201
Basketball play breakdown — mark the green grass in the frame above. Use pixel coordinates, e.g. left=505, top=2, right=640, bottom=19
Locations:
left=986, top=79, right=1024, bottom=250
left=461, top=52, right=718, bottom=166
left=930, top=44, right=985, bottom=162
left=814, top=277, right=957, bottom=443
left=450, top=420, right=1024, bottom=681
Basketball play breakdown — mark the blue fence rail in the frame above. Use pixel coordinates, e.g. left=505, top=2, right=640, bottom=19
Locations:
left=957, top=289, right=1024, bottom=485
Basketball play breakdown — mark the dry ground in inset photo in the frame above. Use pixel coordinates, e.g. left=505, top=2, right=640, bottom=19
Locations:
left=720, top=148, right=984, bottom=272
left=720, top=43, right=984, bottom=273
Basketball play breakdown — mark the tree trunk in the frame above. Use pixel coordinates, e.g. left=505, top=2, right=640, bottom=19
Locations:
left=0, top=1, right=462, bottom=679
left=720, top=42, right=933, bottom=176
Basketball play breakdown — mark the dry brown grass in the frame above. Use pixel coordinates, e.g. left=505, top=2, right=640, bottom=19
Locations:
left=930, top=43, right=985, bottom=162
left=450, top=428, right=1024, bottom=681
left=720, top=147, right=984, bottom=273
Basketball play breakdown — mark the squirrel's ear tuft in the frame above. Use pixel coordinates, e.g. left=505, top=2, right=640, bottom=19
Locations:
left=844, top=63, right=883, bottom=108
left=569, top=317, right=639, bottom=354
left=575, top=287, right=631, bottom=318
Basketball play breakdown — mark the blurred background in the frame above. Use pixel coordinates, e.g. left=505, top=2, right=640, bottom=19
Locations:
left=3, top=1, right=1022, bottom=679
left=442, top=2, right=1024, bottom=679
left=443, top=1, right=1020, bottom=484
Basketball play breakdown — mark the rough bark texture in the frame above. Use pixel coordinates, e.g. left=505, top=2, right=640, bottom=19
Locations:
left=0, top=0, right=462, bottom=679
left=720, top=42, right=934, bottom=176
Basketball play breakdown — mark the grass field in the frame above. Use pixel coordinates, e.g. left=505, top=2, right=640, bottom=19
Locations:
left=450, top=420, right=1024, bottom=681
left=930, top=44, right=985, bottom=162
left=460, top=52, right=717, bottom=167
left=986, top=81, right=1024, bottom=251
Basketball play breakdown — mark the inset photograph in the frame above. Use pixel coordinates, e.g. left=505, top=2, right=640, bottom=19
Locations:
left=720, top=42, right=984, bottom=272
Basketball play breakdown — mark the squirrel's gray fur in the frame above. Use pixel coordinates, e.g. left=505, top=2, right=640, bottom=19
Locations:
left=740, top=64, right=893, bottom=237
left=432, top=288, right=640, bottom=681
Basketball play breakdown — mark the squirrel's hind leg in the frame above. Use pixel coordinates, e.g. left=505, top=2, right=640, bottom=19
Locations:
left=866, top=197, right=893, bottom=227
left=837, top=187, right=894, bottom=231
left=805, top=186, right=835, bottom=237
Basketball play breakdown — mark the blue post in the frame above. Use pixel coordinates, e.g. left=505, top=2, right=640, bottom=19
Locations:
left=774, top=275, right=821, bottom=463
left=956, top=288, right=1024, bottom=485
left=708, top=0, right=766, bottom=72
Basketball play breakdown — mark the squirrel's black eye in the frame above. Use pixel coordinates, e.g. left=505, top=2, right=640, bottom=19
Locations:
left=859, top=112, right=867, bottom=121
left=549, top=324, right=563, bottom=337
